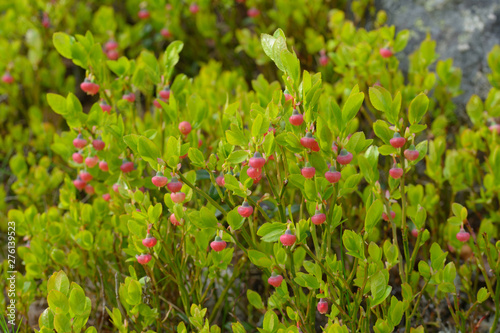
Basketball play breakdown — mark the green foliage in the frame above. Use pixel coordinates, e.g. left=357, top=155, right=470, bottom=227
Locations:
left=1, top=1, right=500, bottom=333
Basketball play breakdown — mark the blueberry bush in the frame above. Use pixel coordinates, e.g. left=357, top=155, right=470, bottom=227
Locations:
left=1, top=1, right=500, bottom=332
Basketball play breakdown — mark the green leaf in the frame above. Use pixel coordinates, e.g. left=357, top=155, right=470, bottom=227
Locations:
left=460, top=207, right=468, bottom=221
left=342, top=90, right=365, bottom=125
left=391, top=91, right=402, bottom=121
left=344, top=131, right=372, bottom=154
left=39, top=308, right=55, bottom=329
left=247, top=290, right=264, bottom=309
left=223, top=173, right=246, bottom=196
left=369, top=86, right=392, bottom=114
left=394, top=30, right=410, bottom=53
left=365, top=200, right=383, bottom=234
left=438, top=282, right=455, bottom=293
left=358, top=155, right=375, bottom=183
left=9, top=154, right=28, bottom=178
left=198, top=207, right=218, bottom=228
left=227, top=150, right=249, bottom=164
left=294, top=272, right=320, bottom=289
left=342, top=230, right=365, bottom=259
left=257, top=222, right=287, bottom=242
left=370, top=271, right=391, bottom=307
left=443, top=262, right=456, bottom=283
left=263, top=132, right=276, bottom=157
left=368, top=242, right=382, bottom=262
left=47, top=290, right=69, bottom=314
left=138, top=136, right=160, bottom=169
left=107, top=57, right=130, bottom=76
left=309, top=153, right=328, bottom=174
left=418, top=261, right=431, bottom=279
left=54, top=314, right=72, bottom=333
left=409, top=124, right=427, bottom=134
left=330, top=100, right=343, bottom=131
left=415, top=141, right=428, bottom=162
left=378, top=145, right=397, bottom=156
left=408, top=93, right=429, bottom=124
left=52, top=32, right=73, bottom=59
left=430, top=242, right=447, bottom=271
left=280, top=49, right=300, bottom=83
left=261, top=29, right=286, bottom=67
left=188, top=148, right=205, bottom=168
left=164, top=136, right=180, bottom=168
left=373, top=120, right=392, bottom=144
left=92, top=6, right=116, bottom=34
left=286, top=132, right=302, bottom=151
left=66, top=93, right=85, bottom=127
left=226, top=126, right=248, bottom=146
left=388, top=297, right=404, bottom=327
left=261, top=33, right=277, bottom=60
left=466, top=95, right=484, bottom=125
left=70, top=42, right=88, bottom=69
left=163, top=41, right=184, bottom=80
left=227, top=209, right=245, bottom=231
left=453, top=194, right=468, bottom=214
left=47, top=94, right=67, bottom=115
left=286, top=307, right=297, bottom=321
left=413, top=206, right=427, bottom=229
left=272, top=36, right=287, bottom=72
left=251, top=114, right=263, bottom=138
left=263, top=310, right=279, bottom=332
left=123, top=134, right=140, bottom=155
left=75, top=230, right=94, bottom=251
left=477, top=287, right=489, bottom=303
left=148, top=203, right=162, bottom=222
left=126, top=279, right=142, bottom=306
left=341, top=174, right=362, bottom=193
left=248, top=250, right=272, bottom=268
left=231, top=322, right=246, bottom=333
left=47, top=271, right=70, bottom=296
left=401, top=283, right=413, bottom=302
left=69, top=284, right=86, bottom=316
left=303, top=179, right=317, bottom=201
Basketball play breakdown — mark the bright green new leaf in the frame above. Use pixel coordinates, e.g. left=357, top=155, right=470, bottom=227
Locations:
left=47, top=94, right=67, bottom=115
left=257, top=222, right=287, bottom=242
left=126, top=279, right=142, bottom=306
left=69, top=284, right=86, bottom=315
left=408, top=93, right=429, bottom=124
left=248, top=250, right=272, bottom=268
left=251, top=114, right=264, bottom=138
left=369, top=86, right=392, bottom=114
left=342, top=90, right=365, bottom=125
left=54, top=314, right=72, bottom=333
left=138, top=136, right=161, bottom=169
left=394, top=30, right=410, bottom=52
left=247, top=290, right=264, bottom=309
left=47, top=290, right=69, bottom=314
left=47, top=271, right=70, bottom=296
left=188, top=148, right=205, bottom=168
left=52, top=32, right=73, bottom=59
left=227, top=209, right=245, bottom=231
left=280, top=49, right=300, bottom=83
left=477, top=287, right=490, bottom=303
left=342, top=229, right=365, bottom=259
left=373, top=120, right=392, bottom=144
left=365, top=200, right=383, bottom=234
left=198, top=207, right=218, bottom=229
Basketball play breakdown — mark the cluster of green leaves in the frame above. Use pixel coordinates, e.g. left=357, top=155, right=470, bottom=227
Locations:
left=37, top=271, right=95, bottom=333
left=1, top=0, right=374, bottom=223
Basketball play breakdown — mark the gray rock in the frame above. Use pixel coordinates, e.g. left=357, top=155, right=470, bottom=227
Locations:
left=376, top=0, right=500, bottom=116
